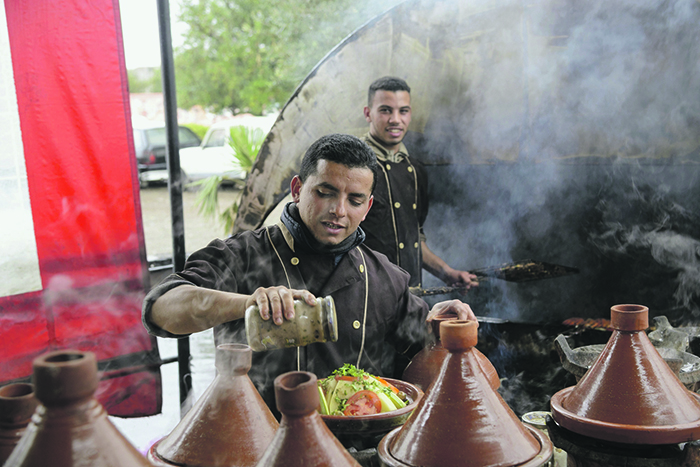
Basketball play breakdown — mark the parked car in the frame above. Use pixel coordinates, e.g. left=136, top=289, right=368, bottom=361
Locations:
left=178, top=114, right=277, bottom=185
left=133, top=123, right=202, bottom=186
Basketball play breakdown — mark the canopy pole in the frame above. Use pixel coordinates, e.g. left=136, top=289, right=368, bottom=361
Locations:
left=156, top=0, right=192, bottom=417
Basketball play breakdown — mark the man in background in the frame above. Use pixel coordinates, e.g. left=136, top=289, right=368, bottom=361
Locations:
left=361, top=76, right=479, bottom=290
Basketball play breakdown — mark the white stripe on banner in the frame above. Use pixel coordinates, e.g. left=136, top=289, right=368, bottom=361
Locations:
left=0, top=2, right=42, bottom=296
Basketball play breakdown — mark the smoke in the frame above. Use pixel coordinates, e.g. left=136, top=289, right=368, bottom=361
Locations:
left=524, top=0, right=700, bottom=161
left=415, top=0, right=700, bottom=164
left=589, top=174, right=700, bottom=318
left=408, top=0, right=700, bottom=324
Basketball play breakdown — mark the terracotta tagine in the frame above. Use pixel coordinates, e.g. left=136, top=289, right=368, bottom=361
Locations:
left=0, top=383, right=38, bottom=464
left=379, top=320, right=553, bottom=467
left=555, top=332, right=700, bottom=391
left=550, top=304, right=700, bottom=445
left=255, top=371, right=361, bottom=467
left=402, top=314, right=500, bottom=391
left=4, top=350, right=152, bottom=467
left=149, top=343, right=278, bottom=467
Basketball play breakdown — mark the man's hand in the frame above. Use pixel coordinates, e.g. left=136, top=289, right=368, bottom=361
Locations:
left=426, top=299, right=478, bottom=326
left=443, top=268, right=479, bottom=290
left=421, top=241, right=479, bottom=291
left=246, top=286, right=317, bottom=325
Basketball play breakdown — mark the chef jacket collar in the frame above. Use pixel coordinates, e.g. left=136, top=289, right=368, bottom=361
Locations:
left=281, top=202, right=365, bottom=266
left=364, top=132, right=409, bottom=164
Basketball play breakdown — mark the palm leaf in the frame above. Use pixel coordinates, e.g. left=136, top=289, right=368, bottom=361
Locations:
left=228, top=125, right=264, bottom=172
left=192, top=122, right=266, bottom=234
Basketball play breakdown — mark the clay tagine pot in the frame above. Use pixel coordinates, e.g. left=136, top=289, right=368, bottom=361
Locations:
left=379, top=320, right=553, bottom=467
left=550, top=304, right=700, bottom=445
left=554, top=332, right=700, bottom=390
left=0, top=383, right=38, bottom=464
left=402, top=314, right=500, bottom=391
left=149, top=343, right=278, bottom=467
left=4, top=350, right=151, bottom=467
left=255, top=371, right=361, bottom=467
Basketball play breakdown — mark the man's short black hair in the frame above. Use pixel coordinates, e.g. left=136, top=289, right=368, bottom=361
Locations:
left=299, top=134, right=378, bottom=193
left=368, top=76, right=411, bottom=107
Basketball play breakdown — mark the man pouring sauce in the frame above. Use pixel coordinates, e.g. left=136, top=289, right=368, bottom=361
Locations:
left=142, top=133, right=477, bottom=412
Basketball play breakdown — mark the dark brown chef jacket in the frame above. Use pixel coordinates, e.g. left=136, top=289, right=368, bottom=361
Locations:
left=361, top=133, right=430, bottom=287
left=142, top=222, right=429, bottom=411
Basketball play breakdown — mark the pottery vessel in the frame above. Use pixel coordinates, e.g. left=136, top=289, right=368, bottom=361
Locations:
left=4, top=350, right=151, bottom=467
left=320, top=377, right=422, bottom=436
left=402, top=314, right=500, bottom=391
left=379, top=320, right=553, bottom=467
left=550, top=304, right=700, bottom=445
left=148, top=343, right=278, bottom=467
left=555, top=333, right=700, bottom=390
left=0, top=383, right=38, bottom=464
left=255, top=371, right=361, bottom=467
left=320, top=377, right=422, bottom=451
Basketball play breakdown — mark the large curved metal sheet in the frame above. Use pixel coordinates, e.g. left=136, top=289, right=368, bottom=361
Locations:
left=233, top=0, right=700, bottom=324
left=234, top=0, right=700, bottom=233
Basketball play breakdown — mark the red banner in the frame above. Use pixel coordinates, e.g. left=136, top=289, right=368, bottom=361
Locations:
left=0, top=0, right=161, bottom=417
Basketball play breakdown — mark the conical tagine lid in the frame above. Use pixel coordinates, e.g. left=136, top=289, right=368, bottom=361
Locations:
left=550, top=304, right=700, bottom=445
left=5, top=350, right=151, bottom=467
left=150, top=343, right=278, bottom=467
left=380, top=320, right=552, bottom=467
left=255, top=371, right=360, bottom=467
left=402, top=314, right=500, bottom=391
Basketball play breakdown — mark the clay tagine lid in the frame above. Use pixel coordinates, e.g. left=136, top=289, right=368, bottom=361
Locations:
left=0, top=383, right=39, bottom=464
left=379, top=320, right=552, bottom=467
left=4, top=350, right=151, bottom=467
left=402, top=314, right=500, bottom=391
left=150, top=343, right=278, bottom=467
left=255, top=371, right=360, bottom=467
left=550, top=304, right=700, bottom=445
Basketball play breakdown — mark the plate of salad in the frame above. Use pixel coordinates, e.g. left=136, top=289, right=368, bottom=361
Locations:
left=317, top=364, right=423, bottom=436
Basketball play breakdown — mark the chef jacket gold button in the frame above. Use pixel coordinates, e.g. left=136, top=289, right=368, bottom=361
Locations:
left=291, top=257, right=299, bottom=265
left=408, top=167, right=413, bottom=172
left=399, top=243, right=404, bottom=249
left=353, top=320, right=361, bottom=329
left=359, top=264, right=365, bottom=273
left=413, top=203, right=417, bottom=209
left=414, top=242, right=419, bottom=248
left=386, top=164, right=391, bottom=170
left=394, top=202, right=401, bottom=209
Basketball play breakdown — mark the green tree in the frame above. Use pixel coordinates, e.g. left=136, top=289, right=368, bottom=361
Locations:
left=127, top=68, right=162, bottom=93
left=174, top=0, right=402, bottom=114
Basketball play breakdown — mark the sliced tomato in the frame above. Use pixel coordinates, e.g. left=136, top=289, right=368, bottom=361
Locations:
left=335, top=375, right=356, bottom=381
left=343, top=390, right=381, bottom=416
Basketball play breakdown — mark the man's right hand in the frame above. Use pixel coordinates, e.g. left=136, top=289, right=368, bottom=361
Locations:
left=426, top=299, right=478, bottom=326
left=246, top=287, right=317, bottom=325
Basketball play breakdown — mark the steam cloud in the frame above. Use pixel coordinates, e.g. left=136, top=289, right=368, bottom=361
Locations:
left=413, top=0, right=700, bottom=324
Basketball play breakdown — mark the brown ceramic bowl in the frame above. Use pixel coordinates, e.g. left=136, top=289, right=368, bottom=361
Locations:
left=320, top=378, right=423, bottom=437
